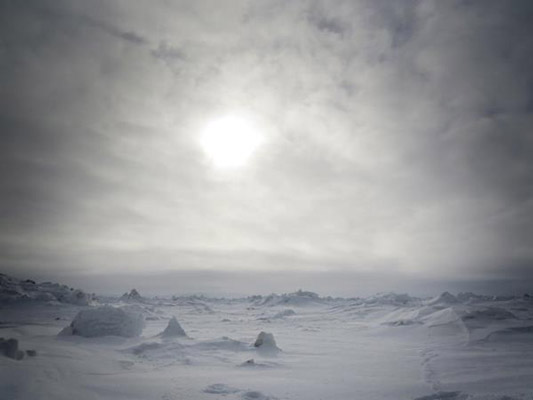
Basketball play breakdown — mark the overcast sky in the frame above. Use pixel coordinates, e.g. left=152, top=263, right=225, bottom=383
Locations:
left=1, top=0, right=533, bottom=296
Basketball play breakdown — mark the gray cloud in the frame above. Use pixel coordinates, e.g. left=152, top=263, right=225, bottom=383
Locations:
left=1, top=0, right=533, bottom=294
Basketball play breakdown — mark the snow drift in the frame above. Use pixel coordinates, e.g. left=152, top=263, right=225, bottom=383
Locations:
left=61, top=306, right=145, bottom=338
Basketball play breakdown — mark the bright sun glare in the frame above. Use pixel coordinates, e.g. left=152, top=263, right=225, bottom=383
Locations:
left=201, top=115, right=263, bottom=168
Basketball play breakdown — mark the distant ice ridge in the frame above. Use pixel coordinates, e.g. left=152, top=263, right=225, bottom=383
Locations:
left=253, top=290, right=327, bottom=307
left=362, top=292, right=420, bottom=306
left=120, top=288, right=144, bottom=303
left=60, top=306, right=145, bottom=337
left=426, top=291, right=459, bottom=306
left=0, top=273, right=94, bottom=305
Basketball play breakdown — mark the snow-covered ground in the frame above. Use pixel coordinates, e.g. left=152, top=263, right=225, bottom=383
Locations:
left=1, top=275, right=533, bottom=400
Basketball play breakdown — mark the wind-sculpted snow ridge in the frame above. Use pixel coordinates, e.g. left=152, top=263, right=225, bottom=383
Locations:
left=59, top=305, right=145, bottom=338
left=0, top=273, right=94, bottom=305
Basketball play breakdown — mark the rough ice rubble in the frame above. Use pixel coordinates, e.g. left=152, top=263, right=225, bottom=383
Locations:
left=255, top=290, right=322, bottom=307
left=60, top=306, right=145, bottom=337
left=0, top=273, right=94, bottom=305
left=159, top=316, right=187, bottom=337
left=363, top=292, right=420, bottom=306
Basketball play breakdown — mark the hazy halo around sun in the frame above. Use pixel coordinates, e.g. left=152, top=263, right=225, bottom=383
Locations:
left=200, top=115, right=263, bottom=169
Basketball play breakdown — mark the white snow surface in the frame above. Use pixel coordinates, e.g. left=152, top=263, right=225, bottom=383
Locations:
left=1, top=276, right=533, bottom=400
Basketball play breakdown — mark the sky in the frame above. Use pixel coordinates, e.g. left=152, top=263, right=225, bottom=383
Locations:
left=1, top=0, right=533, bottom=296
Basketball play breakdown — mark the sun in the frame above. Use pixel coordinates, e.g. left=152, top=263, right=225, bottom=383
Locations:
left=200, top=115, right=263, bottom=168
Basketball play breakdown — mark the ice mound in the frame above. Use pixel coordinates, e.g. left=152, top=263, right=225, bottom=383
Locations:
left=427, top=292, right=459, bottom=306
left=159, top=316, right=187, bottom=337
left=120, top=288, right=144, bottom=303
left=0, top=273, right=94, bottom=305
left=61, top=306, right=145, bottom=337
left=254, top=331, right=281, bottom=352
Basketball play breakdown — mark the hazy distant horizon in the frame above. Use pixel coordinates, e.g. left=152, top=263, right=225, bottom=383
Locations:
left=3, top=267, right=531, bottom=299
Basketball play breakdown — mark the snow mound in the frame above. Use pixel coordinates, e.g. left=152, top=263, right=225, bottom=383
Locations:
left=427, top=292, right=459, bottom=306
left=120, top=288, right=144, bottom=303
left=254, top=331, right=281, bottom=353
left=159, top=316, right=186, bottom=337
left=62, top=306, right=145, bottom=338
left=0, top=273, right=94, bottom=305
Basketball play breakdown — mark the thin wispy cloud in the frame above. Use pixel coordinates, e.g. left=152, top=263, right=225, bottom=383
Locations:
left=1, top=0, right=532, bottom=293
